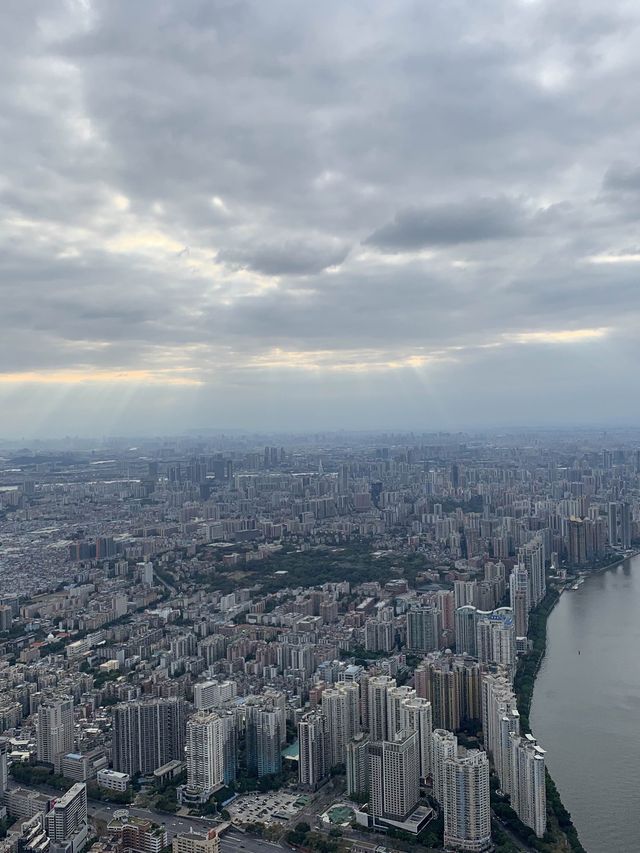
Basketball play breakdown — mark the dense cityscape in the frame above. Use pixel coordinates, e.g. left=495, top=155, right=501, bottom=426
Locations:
left=0, top=430, right=637, bottom=853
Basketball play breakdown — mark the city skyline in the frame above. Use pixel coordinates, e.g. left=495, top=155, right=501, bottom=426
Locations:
left=3, top=1, right=640, bottom=435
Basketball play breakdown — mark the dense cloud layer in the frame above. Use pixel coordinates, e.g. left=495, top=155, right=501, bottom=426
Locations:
left=2, top=0, right=640, bottom=436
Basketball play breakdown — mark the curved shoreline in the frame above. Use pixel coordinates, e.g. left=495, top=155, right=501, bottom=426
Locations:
left=513, top=588, right=586, bottom=853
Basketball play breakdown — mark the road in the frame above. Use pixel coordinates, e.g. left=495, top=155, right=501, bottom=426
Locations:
left=88, top=802, right=286, bottom=852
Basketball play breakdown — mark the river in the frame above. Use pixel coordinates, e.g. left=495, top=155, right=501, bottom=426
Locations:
left=530, top=554, right=640, bottom=853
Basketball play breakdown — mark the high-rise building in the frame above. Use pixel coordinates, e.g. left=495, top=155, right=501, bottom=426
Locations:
left=406, top=607, right=440, bottom=653
left=608, top=501, right=631, bottom=549
left=112, top=699, right=187, bottom=776
left=298, top=709, right=330, bottom=791
left=0, top=738, right=8, bottom=795
left=455, top=605, right=478, bottom=657
left=364, top=619, right=394, bottom=653
left=399, top=697, right=432, bottom=780
left=45, top=782, right=88, bottom=845
left=443, top=750, right=492, bottom=852
left=509, top=565, right=530, bottom=638
left=182, top=712, right=227, bottom=804
left=367, top=676, right=396, bottom=742
left=481, top=671, right=520, bottom=795
left=567, top=518, right=588, bottom=566
left=476, top=609, right=515, bottom=672
left=386, top=686, right=416, bottom=741
left=509, top=733, right=547, bottom=838
left=369, top=730, right=420, bottom=827
left=321, top=682, right=360, bottom=768
left=519, top=538, right=546, bottom=608
left=431, top=729, right=457, bottom=806
left=346, top=734, right=370, bottom=798
left=37, top=697, right=74, bottom=771
left=193, top=680, right=237, bottom=711
left=245, top=704, right=282, bottom=778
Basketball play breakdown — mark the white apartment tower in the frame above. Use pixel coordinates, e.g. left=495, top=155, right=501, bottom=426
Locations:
left=432, top=728, right=458, bottom=807
left=321, top=682, right=360, bottom=768
left=509, top=733, right=547, bottom=838
left=443, top=749, right=492, bottom=852
left=37, top=697, right=74, bottom=770
left=399, top=696, right=433, bottom=781
left=184, top=712, right=226, bottom=801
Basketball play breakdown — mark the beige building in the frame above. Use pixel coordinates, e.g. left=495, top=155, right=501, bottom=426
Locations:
left=172, top=830, right=219, bottom=853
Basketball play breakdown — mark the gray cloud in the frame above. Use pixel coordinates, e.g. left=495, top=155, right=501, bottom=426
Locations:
left=1, top=0, right=640, bottom=434
left=363, top=197, right=528, bottom=251
left=217, top=240, right=350, bottom=275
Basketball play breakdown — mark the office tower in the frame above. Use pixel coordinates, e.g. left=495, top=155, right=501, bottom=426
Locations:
left=245, top=704, right=282, bottom=777
left=194, top=680, right=237, bottom=711
left=183, top=712, right=226, bottom=803
left=321, top=682, right=360, bottom=768
left=364, top=619, right=394, bottom=653
left=519, top=538, right=546, bottom=608
left=455, top=605, right=478, bottom=656
left=608, top=501, right=631, bottom=549
left=45, top=782, right=88, bottom=844
left=369, top=731, right=420, bottom=827
left=298, top=709, right=330, bottom=791
left=481, top=671, right=520, bottom=794
left=346, top=734, right=370, bottom=798
left=386, top=686, right=416, bottom=741
left=431, top=729, right=458, bottom=806
left=173, top=829, right=220, bottom=853
left=37, top=697, right=74, bottom=770
left=0, top=738, right=8, bottom=795
left=406, top=606, right=440, bottom=653
left=509, top=733, right=547, bottom=838
left=443, top=750, right=492, bottom=852
left=367, top=675, right=396, bottom=742
left=112, top=698, right=187, bottom=776
left=509, top=565, right=530, bottom=638
left=476, top=609, right=515, bottom=672
left=399, top=697, right=433, bottom=780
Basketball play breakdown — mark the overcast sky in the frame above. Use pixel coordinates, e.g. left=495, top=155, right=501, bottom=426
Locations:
left=2, top=0, right=640, bottom=437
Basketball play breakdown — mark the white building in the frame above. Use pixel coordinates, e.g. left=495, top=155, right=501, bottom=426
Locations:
left=97, top=769, right=131, bottom=792
left=193, top=680, right=237, bottom=711
left=431, top=729, right=457, bottom=807
left=509, top=733, right=547, bottom=838
left=321, top=682, right=360, bottom=768
left=367, top=675, right=396, bottom=742
left=181, top=712, right=226, bottom=804
left=443, top=749, right=492, bottom=852
left=399, top=696, right=433, bottom=780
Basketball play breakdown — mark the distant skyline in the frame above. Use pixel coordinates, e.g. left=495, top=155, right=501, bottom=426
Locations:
left=3, top=1, right=640, bottom=436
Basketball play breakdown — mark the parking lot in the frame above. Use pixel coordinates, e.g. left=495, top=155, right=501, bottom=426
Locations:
left=226, top=791, right=310, bottom=826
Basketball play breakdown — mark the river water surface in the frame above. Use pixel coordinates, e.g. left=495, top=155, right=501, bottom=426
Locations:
left=530, top=555, right=640, bottom=853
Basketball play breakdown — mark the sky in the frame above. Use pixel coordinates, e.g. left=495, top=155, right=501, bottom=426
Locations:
left=2, top=0, right=640, bottom=437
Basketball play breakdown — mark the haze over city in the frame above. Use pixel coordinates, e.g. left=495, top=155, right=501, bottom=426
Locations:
left=3, top=0, right=640, bottom=436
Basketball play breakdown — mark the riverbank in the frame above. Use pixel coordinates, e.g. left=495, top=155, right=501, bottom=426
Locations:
left=513, top=588, right=586, bottom=853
